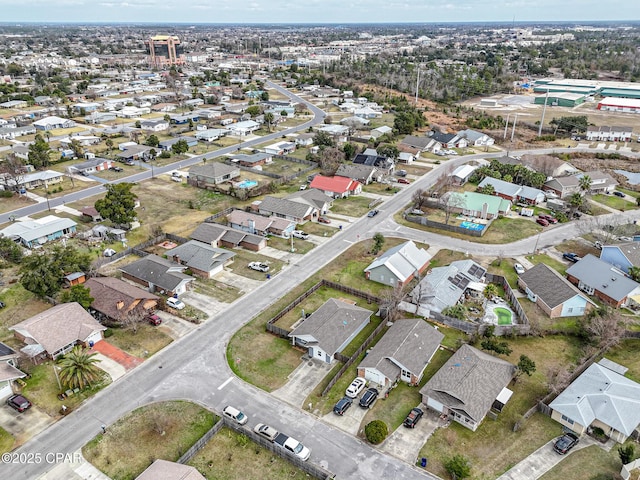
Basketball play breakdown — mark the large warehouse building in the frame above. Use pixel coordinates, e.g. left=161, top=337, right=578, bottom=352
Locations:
left=597, top=97, right=640, bottom=114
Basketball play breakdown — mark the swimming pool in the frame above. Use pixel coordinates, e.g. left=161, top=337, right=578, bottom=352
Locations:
left=460, top=221, right=484, bottom=231
left=484, top=302, right=514, bottom=325
left=236, top=180, right=258, bottom=189
left=494, top=307, right=513, bottom=325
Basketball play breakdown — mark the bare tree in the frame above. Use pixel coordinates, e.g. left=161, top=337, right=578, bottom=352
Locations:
left=318, top=147, right=345, bottom=176
left=380, top=282, right=410, bottom=322
left=412, top=188, right=429, bottom=210
left=575, top=215, right=628, bottom=245
left=439, top=191, right=467, bottom=225
left=546, top=364, right=572, bottom=395
left=0, top=154, right=26, bottom=192
left=580, top=306, right=629, bottom=350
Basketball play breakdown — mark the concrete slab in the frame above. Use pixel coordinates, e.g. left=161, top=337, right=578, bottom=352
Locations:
left=272, top=358, right=332, bottom=408
left=321, top=399, right=369, bottom=435
left=179, top=290, right=229, bottom=321
left=381, top=409, right=443, bottom=464
left=215, top=269, right=262, bottom=293
left=154, top=311, right=198, bottom=339
left=597, top=143, right=606, bottom=149
left=38, top=451, right=111, bottom=480
left=0, top=403, right=55, bottom=446
left=93, top=352, right=126, bottom=382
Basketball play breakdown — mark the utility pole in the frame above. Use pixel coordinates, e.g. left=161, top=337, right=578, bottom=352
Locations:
left=511, top=113, right=518, bottom=142
left=503, top=114, right=510, bottom=139
left=415, top=68, right=421, bottom=106
left=538, top=91, right=549, bottom=137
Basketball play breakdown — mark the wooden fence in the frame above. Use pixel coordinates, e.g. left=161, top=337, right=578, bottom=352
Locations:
left=404, top=211, right=492, bottom=237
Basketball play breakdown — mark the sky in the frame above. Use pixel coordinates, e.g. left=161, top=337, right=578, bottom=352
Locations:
left=2, top=0, right=639, bottom=24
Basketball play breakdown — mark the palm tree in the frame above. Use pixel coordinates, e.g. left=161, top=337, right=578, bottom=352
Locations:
left=483, top=283, right=499, bottom=301
left=57, top=346, right=102, bottom=390
left=578, top=175, right=591, bottom=194
left=569, top=192, right=584, bottom=212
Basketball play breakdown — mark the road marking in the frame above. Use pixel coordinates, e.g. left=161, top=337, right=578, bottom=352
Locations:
left=343, top=240, right=354, bottom=244
left=218, top=377, right=233, bottom=390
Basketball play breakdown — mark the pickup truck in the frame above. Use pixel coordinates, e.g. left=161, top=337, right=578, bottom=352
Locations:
left=273, top=432, right=311, bottom=461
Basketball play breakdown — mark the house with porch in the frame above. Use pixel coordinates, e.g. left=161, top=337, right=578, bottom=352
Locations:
left=0, top=215, right=77, bottom=249
left=443, top=191, right=511, bottom=219
left=420, top=344, right=515, bottom=431
left=190, top=222, right=267, bottom=251
left=550, top=359, right=640, bottom=443
left=477, top=177, right=546, bottom=205
left=309, top=175, right=362, bottom=199
left=457, top=129, right=495, bottom=147
left=33, top=116, right=75, bottom=131
left=228, top=152, right=272, bottom=168
left=286, top=189, right=333, bottom=216
left=10, top=303, right=106, bottom=363
left=357, top=319, right=443, bottom=388
left=257, top=196, right=317, bottom=224
left=85, top=277, right=159, bottom=323
left=227, top=210, right=295, bottom=238
left=288, top=299, right=372, bottom=364
left=0, top=343, right=27, bottom=400
left=119, top=254, right=195, bottom=297
left=68, top=157, right=115, bottom=176
left=335, top=163, right=381, bottom=185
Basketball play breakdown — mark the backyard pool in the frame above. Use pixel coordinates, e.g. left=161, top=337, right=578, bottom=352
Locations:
left=494, top=307, right=513, bottom=325
left=236, top=179, right=258, bottom=189
left=484, top=303, right=514, bottom=325
left=460, top=221, right=485, bottom=232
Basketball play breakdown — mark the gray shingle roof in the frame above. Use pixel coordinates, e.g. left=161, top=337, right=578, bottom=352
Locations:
left=166, top=240, right=235, bottom=273
left=550, top=361, right=640, bottom=436
left=190, top=223, right=227, bottom=244
left=188, top=162, right=238, bottom=179
left=518, top=263, right=590, bottom=309
left=119, top=254, right=194, bottom=292
left=566, top=254, right=640, bottom=302
left=358, top=319, right=443, bottom=380
left=259, top=196, right=313, bottom=219
left=289, top=299, right=372, bottom=356
left=420, top=344, right=515, bottom=423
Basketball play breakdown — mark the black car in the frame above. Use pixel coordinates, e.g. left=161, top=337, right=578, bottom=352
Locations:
left=562, top=252, right=580, bottom=263
left=7, top=394, right=32, bottom=412
left=613, top=191, right=625, bottom=198
left=359, top=388, right=379, bottom=408
left=403, top=408, right=424, bottom=428
left=553, top=432, right=579, bottom=454
left=333, top=396, right=352, bottom=416
left=109, top=166, right=124, bottom=172
left=367, top=209, right=379, bottom=218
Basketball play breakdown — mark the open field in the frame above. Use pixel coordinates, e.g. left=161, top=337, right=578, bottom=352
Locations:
left=83, top=401, right=216, bottom=480
left=330, top=196, right=378, bottom=217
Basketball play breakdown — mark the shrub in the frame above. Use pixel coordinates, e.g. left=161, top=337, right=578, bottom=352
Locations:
left=364, top=420, right=388, bottom=444
left=0, top=190, right=13, bottom=198
left=444, top=454, right=471, bottom=479
left=618, top=443, right=635, bottom=464
left=103, top=328, right=113, bottom=338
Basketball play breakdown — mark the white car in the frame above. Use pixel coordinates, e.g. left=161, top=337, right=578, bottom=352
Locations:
left=345, top=377, right=366, bottom=398
left=103, top=248, right=116, bottom=257
left=254, top=423, right=279, bottom=442
left=248, top=262, right=269, bottom=272
left=292, top=230, right=309, bottom=240
left=223, top=405, right=248, bottom=425
left=514, top=263, right=525, bottom=275
left=283, top=436, right=311, bottom=462
left=166, top=297, right=186, bottom=310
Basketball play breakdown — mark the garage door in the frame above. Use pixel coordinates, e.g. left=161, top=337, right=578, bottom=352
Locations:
left=365, top=369, right=386, bottom=386
left=0, top=381, right=13, bottom=400
left=427, top=397, right=445, bottom=413
left=86, top=331, right=103, bottom=346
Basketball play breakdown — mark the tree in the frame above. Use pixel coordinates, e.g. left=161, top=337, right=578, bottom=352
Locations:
left=342, top=142, right=357, bottom=159
left=549, top=115, right=588, bottom=134
left=264, top=112, right=275, bottom=132
left=145, top=135, right=159, bottom=147
left=440, top=192, right=467, bottom=225
left=480, top=337, right=512, bottom=356
left=28, top=134, right=51, bottom=169
left=371, top=233, right=385, bottom=255
left=578, top=305, right=629, bottom=350
left=412, top=188, right=429, bottom=210
left=364, top=420, right=388, bottom=444
left=546, top=364, right=572, bottom=395
left=0, top=154, right=26, bottom=192
left=68, top=139, right=83, bottom=159
left=245, top=105, right=261, bottom=117
left=515, top=354, right=536, bottom=380
left=476, top=184, right=495, bottom=196
left=568, top=192, right=584, bottom=212
left=134, top=120, right=141, bottom=129
left=0, top=237, right=23, bottom=263
left=105, top=138, right=113, bottom=153
left=628, top=266, right=640, bottom=282
left=19, top=245, right=90, bottom=298
left=377, top=144, right=399, bottom=160
left=578, top=175, right=591, bottom=194
left=59, top=285, right=94, bottom=309
left=171, top=139, right=189, bottom=155
left=95, top=183, right=138, bottom=227
left=317, top=146, right=344, bottom=175
left=313, top=130, right=335, bottom=148
left=483, top=283, right=499, bottom=300
left=57, top=346, right=102, bottom=390
left=618, top=444, right=635, bottom=465
left=444, top=454, right=471, bottom=480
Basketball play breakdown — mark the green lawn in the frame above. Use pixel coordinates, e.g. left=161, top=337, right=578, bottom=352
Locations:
left=192, top=278, right=244, bottom=303
left=362, top=183, right=400, bottom=195
left=225, top=249, right=286, bottom=281
left=592, top=194, right=637, bottom=211
left=267, top=235, right=315, bottom=255
left=539, top=444, right=625, bottom=480
left=331, top=196, right=378, bottom=217
left=298, top=222, right=336, bottom=237
left=0, top=283, right=51, bottom=343
left=83, top=401, right=216, bottom=480
left=0, top=426, right=14, bottom=454
left=525, top=254, right=568, bottom=276
left=106, top=323, right=173, bottom=358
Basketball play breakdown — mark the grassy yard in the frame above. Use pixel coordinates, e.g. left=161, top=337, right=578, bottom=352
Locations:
left=83, top=401, right=216, bottom=480
left=554, top=239, right=600, bottom=259
left=331, top=196, right=378, bottom=217
left=420, top=334, right=586, bottom=479
left=428, top=249, right=471, bottom=268
left=267, top=236, right=315, bottom=255
left=539, top=443, right=625, bottom=480
left=188, top=427, right=309, bottom=480
left=0, top=283, right=52, bottom=343
left=0, top=426, right=14, bottom=454
left=525, top=253, right=569, bottom=276
left=362, top=183, right=401, bottom=195
left=106, top=323, right=173, bottom=358
left=587, top=201, right=612, bottom=216
left=193, top=278, right=243, bottom=303
left=592, top=194, right=637, bottom=211
left=602, top=339, right=640, bottom=383
left=21, top=362, right=111, bottom=417
left=301, top=222, right=337, bottom=237
left=226, top=249, right=285, bottom=280
left=0, top=192, right=37, bottom=214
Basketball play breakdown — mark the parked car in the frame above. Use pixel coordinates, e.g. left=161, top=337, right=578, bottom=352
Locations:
left=619, top=236, right=633, bottom=242
left=359, top=388, right=379, bottom=408
left=223, top=405, right=248, bottom=425
left=345, top=377, right=366, bottom=398
left=403, top=407, right=424, bottom=428
left=146, top=314, right=162, bottom=326
left=397, top=178, right=410, bottom=184
left=6, top=394, right=31, bottom=413
left=248, top=262, right=270, bottom=272
left=171, top=175, right=182, bottom=183
left=109, top=166, right=123, bottom=172
left=318, top=217, right=331, bottom=224
left=396, top=170, right=407, bottom=177
left=292, top=230, right=309, bottom=240
left=333, top=396, right=352, bottom=416
left=613, top=191, right=625, bottom=198
left=367, top=209, right=379, bottom=218
left=553, top=432, right=579, bottom=454
left=299, top=184, right=307, bottom=190
left=254, top=423, right=279, bottom=442
left=539, top=214, right=558, bottom=224
left=103, top=248, right=116, bottom=257
left=514, top=263, right=525, bottom=275
left=562, top=252, right=580, bottom=263
left=536, top=217, right=549, bottom=227
left=166, top=297, right=186, bottom=310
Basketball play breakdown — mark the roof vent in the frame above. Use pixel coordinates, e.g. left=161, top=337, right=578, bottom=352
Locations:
left=602, top=284, right=608, bottom=288
left=611, top=277, right=616, bottom=282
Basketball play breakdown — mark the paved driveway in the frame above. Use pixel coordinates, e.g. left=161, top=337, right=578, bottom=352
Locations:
left=0, top=402, right=54, bottom=446
left=180, top=290, right=229, bottom=320
left=322, top=400, right=369, bottom=436
left=271, top=357, right=332, bottom=408
left=381, top=408, right=444, bottom=464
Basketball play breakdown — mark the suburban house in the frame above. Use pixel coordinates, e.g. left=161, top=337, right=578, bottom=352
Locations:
left=309, top=175, right=362, bottom=199
left=33, top=116, right=75, bottom=130
left=0, top=342, right=27, bottom=400
left=353, top=151, right=395, bottom=175
left=364, top=241, right=431, bottom=287
left=477, top=177, right=546, bottom=205
left=140, top=119, right=169, bottom=132
left=0, top=215, right=77, bottom=248
left=517, top=264, right=596, bottom=318
left=120, top=254, right=195, bottom=297
left=420, top=344, right=515, bottom=431
left=227, top=120, right=259, bottom=136
left=429, top=130, right=468, bottom=149
left=286, top=189, right=333, bottom=216
left=227, top=210, right=295, bottom=238
left=165, top=241, right=235, bottom=279
left=84, top=277, right=159, bottom=322
left=565, top=254, right=640, bottom=308
left=135, top=459, right=206, bottom=480
left=357, top=319, right=444, bottom=387
left=59, top=135, right=101, bottom=147
left=117, top=145, right=153, bottom=163
left=450, top=164, right=479, bottom=186
left=228, top=152, right=272, bottom=168
left=195, top=129, right=229, bottom=143
left=288, top=298, right=372, bottom=364
left=398, top=151, right=416, bottom=164
left=188, top=163, right=240, bottom=188
left=400, top=135, right=438, bottom=152
left=457, top=129, right=495, bottom=147
left=257, top=196, right=317, bottom=224
left=80, top=206, right=103, bottom=222
left=190, top=222, right=267, bottom=251
left=550, top=359, right=640, bottom=443
left=294, top=132, right=314, bottom=146
left=317, top=124, right=350, bottom=142
left=410, top=260, right=487, bottom=314
left=67, top=157, right=115, bottom=176
left=262, top=141, right=296, bottom=156
left=158, top=136, right=198, bottom=152
left=335, top=163, right=381, bottom=185
left=544, top=171, right=618, bottom=198
left=443, top=191, right=511, bottom=219
left=599, top=242, right=640, bottom=274
left=585, top=126, right=633, bottom=142
left=1, top=170, right=64, bottom=191
left=370, top=125, right=393, bottom=139
left=10, top=303, right=106, bottom=362
left=502, top=154, right=577, bottom=178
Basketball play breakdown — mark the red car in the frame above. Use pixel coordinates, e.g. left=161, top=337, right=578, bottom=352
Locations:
left=146, top=314, right=162, bottom=326
left=539, top=214, right=558, bottom=224
left=536, top=217, right=549, bottom=227
left=318, top=217, right=331, bottom=224
left=397, top=178, right=411, bottom=184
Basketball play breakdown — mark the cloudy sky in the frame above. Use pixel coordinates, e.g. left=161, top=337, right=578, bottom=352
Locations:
left=2, top=0, right=639, bottom=23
